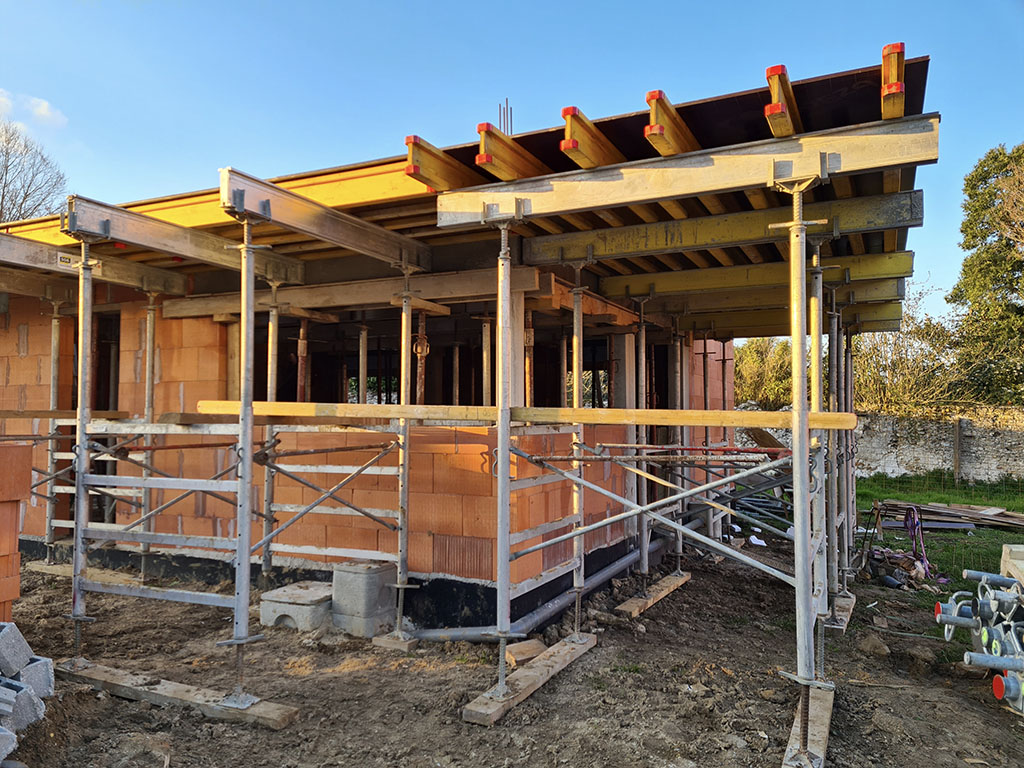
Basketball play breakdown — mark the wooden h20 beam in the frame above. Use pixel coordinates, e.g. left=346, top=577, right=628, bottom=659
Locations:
left=436, top=115, right=939, bottom=228
left=764, top=65, right=804, bottom=138
left=524, top=191, right=923, bottom=265
left=650, top=277, right=904, bottom=314
left=0, top=264, right=76, bottom=304
left=0, top=231, right=187, bottom=295
left=220, top=168, right=430, bottom=272
left=63, top=195, right=304, bottom=285
left=196, top=399, right=858, bottom=431
left=600, top=251, right=915, bottom=298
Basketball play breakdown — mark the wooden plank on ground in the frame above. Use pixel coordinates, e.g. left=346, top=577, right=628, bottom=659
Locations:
left=1001, top=545, right=1024, bottom=585
left=782, top=686, right=834, bottom=767
left=462, top=633, right=596, bottom=726
left=614, top=572, right=691, bottom=618
left=56, top=661, right=299, bottom=729
left=25, top=561, right=140, bottom=587
left=505, top=638, right=546, bottom=669
left=827, top=594, right=856, bottom=634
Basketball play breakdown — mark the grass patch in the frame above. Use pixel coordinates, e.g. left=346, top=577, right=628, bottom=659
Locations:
left=857, top=470, right=1023, bottom=599
left=857, top=469, right=1024, bottom=513
left=612, top=663, right=646, bottom=674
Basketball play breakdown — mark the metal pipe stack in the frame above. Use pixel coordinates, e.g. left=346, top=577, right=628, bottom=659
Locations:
left=937, top=569, right=1024, bottom=713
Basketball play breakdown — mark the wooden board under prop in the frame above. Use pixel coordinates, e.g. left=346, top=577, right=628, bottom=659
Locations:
left=57, top=661, right=299, bottom=730
left=462, top=633, right=596, bottom=726
left=782, top=686, right=834, bottom=767
left=615, top=572, right=691, bottom=619
left=826, top=594, right=856, bottom=634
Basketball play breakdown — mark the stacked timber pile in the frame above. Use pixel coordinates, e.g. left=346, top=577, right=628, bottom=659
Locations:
left=0, top=623, right=53, bottom=761
left=876, top=499, right=1024, bottom=530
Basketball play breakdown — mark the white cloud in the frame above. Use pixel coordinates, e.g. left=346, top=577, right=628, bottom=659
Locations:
left=26, top=97, right=67, bottom=128
left=0, top=90, right=11, bottom=119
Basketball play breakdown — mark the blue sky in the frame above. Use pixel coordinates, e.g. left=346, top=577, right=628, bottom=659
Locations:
left=1, top=0, right=1021, bottom=316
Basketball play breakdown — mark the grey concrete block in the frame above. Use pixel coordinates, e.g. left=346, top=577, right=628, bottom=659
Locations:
left=330, top=611, right=392, bottom=638
left=0, top=680, right=43, bottom=733
left=14, top=657, right=53, bottom=700
left=332, top=561, right=396, bottom=618
left=0, top=627, right=31, bottom=679
left=0, top=727, right=15, bottom=762
left=0, top=687, right=15, bottom=718
left=260, top=581, right=332, bottom=632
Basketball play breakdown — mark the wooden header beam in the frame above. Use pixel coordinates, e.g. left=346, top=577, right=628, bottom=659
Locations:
left=650, top=278, right=904, bottom=314
left=676, top=302, right=901, bottom=334
left=601, top=251, right=914, bottom=298
left=161, top=266, right=541, bottom=319
left=525, top=191, right=922, bottom=265
left=437, top=115, right=939, bottom=228
left=220, top=167, right=430, bottom=272
left=698, top=318, right=901, bottom=341
left=63, top=195, right=304, bottom=285
left=0, top=264, right=76, bottom=304
left=0, top=231, right=187, bottom=295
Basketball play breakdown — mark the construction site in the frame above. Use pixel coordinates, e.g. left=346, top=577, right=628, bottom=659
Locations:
left=0, top=39, right=1018, bottom=768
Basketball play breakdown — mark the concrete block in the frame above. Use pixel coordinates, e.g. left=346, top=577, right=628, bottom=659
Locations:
left=0, top=727, right=15, bottom=762
left=0, top=679, right=44, bottom=732
left=0, top=686, right=15, bottom=718
left=330, top=612, right=392, bottom=638
left=259, top=581, right=332, bottom=632
left=14, top=657, right=53, bottom=699
left=331, top=562, right=396, bottom=618
left=0, top=626, right=32, bottom=678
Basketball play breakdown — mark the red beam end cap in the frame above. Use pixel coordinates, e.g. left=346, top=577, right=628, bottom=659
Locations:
left=643, top=124, right=666, bottom=138
left=882, top=42, right=906, bottom=56
left=764, top=102, right=787, bottom=117
left=881, top=82, right=906, bottom=96
left=765, top=64, right=788, bottom=79
left=405, top=135, right=421, bottom=146
left=561, top=106, right=580, bottom=119
left=559, top=139, right=580, bottom=152
left=404, top=164, right=421, bottom=176
left=475, top=153, right=494, bottom=165
left=477, top=122, right=496, bottom=134
left=645, top=89, right=666, bottom=104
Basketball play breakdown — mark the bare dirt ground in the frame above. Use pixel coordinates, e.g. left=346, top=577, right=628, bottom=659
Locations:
left=10, top=553, right=1024, bottom=768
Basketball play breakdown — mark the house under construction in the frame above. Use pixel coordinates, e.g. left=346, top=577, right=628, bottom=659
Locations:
left=0, top=44, right=934, bottom=763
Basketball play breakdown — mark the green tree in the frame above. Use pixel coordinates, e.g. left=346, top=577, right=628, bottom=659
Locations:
left=947, top=142, right=1024, bottom=404
left=734, top=337, right=792, bottom=410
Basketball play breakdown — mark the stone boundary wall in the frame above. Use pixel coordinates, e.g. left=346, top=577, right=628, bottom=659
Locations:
left=855, top=412, right=1024, bottom=482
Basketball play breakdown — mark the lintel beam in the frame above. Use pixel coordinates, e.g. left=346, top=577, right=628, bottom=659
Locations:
left=600, top=251, right=914, bottom=299
left=220, top=167, right=430, bottom=272
left=161, top=266, right=541, bottom=319
left=63, top=195, right=304, bottom=284
left=527, top=191, right=922, bottom=266
left=0, top=264, right=77, bottom=304
left=0, top=231, right=187, bottom=295
left=437, top=115, right=939, bottom=228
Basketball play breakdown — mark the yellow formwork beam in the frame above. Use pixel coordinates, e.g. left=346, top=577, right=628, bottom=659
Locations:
left=644, top=90, right=701, bottom=155
left=651, top=277, right=905, bottom=314
left=764, top=64, right=804, bottom=137
left=526, top=191, right=922, bottom=266
left=405, top=135, right=486, bottom=191
left=600, top=251, right=914, bottom=298
left=675, top=302, right=901, bottom=334
left=196, top=400, right=857, bottom=431
left=8, top=161, right=431, bottom=247
left=438, top=115, right=939, bottom=228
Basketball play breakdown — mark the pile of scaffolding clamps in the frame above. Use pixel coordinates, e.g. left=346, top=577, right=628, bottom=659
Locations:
left=936, top=569, right=1024, bottom=713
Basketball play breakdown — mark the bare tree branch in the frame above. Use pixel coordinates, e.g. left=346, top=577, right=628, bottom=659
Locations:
left=0, top=121, right=66, bottom=224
